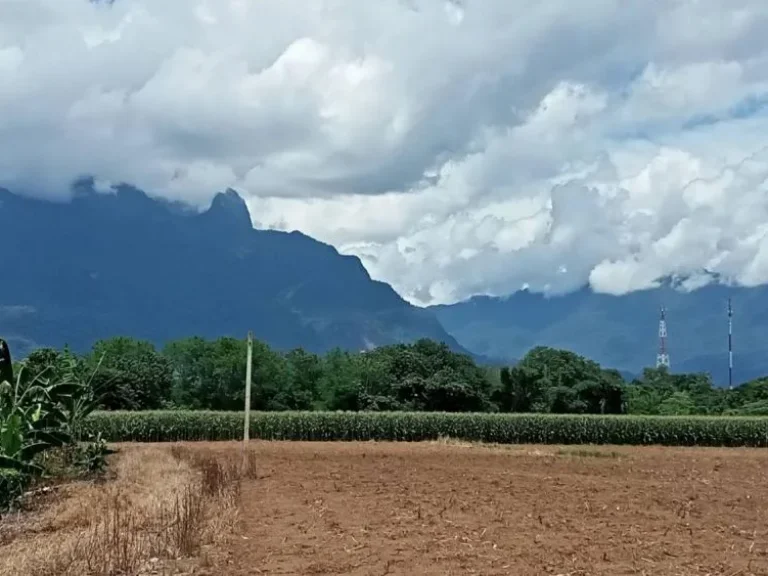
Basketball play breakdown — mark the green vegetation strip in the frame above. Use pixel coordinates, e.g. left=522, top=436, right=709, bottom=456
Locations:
left=85, top=411, right=768, bottom=447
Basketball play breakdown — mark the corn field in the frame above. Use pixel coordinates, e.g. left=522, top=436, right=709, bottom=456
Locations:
left=83, top=411, right=768, bottom=447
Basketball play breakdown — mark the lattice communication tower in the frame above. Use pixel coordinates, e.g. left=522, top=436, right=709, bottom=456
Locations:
left=656, top=306, right=670, bottom=369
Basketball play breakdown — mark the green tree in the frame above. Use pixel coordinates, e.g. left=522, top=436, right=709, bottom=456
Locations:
left=318, top=348, right=363, bottom=411
left=625, top=368, right=723, bottom=416
left=495, top=364, right=548, bottom=412
left=166, top=337, right=300, bottom=411
left=89, top=337, right=172, bottom=409
left=165, top=337, right=253, bottom=411
left=22, top=348, right=66, bottom=383
left=249, top=340, right=294, bottom=410
left=724, top=399, right=768, bottom=416
left=658, top=391, right=695, bottom=415
left=284, top=349, right=324, bottom=409
left=726, top=377, right=768, bottom=410
left=496, top=347, right=625, bottom=414
left=355, top=340, right=492, bottom=412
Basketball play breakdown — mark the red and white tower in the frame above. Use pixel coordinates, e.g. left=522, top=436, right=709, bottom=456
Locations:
left=656, top=306, right=670, bottom=369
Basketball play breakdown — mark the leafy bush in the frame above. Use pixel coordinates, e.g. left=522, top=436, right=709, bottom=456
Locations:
left=724, top=400, right=768, bottom=416
left=0, top=468, right=28, bottom=510
left=1, top=342, right=110, bottom=509
left=72, top=433, right=111, bottom=473
left=84, top=410, right=768, bottom=447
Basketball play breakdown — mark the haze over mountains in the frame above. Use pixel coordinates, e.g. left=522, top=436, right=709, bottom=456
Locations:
left=431, top=285, right=766, bottom=386
left=2, top=1, right=768, bottom=389
left=0, top=184, right=472, bottom=359
left=3, top=184, right=765, bottom=385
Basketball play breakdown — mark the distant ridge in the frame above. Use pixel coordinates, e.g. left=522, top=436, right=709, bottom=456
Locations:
left=429, top=284, right=768, bottom=386
left=0, top=184, right=479, bottom=360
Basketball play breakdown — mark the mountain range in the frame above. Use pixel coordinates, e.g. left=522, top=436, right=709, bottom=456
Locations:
left=2, top=184, right=765, bottom=385
left=430, top=283, right=766, bottom=386
left=1, top=183, right=473, bottom=360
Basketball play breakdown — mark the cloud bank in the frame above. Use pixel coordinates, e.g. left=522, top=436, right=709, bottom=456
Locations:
left=1, top=0, right=768, bottom=304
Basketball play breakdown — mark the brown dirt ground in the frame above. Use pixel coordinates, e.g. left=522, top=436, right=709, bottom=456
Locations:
left=5, top=441, right=768, bottom=576
left=221, top=441, right=768, bottom=576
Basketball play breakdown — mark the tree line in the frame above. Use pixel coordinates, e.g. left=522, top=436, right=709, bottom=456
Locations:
left=9, top=336, right=768, bottom=416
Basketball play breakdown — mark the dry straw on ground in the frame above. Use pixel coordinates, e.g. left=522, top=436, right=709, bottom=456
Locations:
left=0, top=444, right=254, bottom=576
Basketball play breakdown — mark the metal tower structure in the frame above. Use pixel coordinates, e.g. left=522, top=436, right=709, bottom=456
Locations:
left=656, top=306, right=670, bottom=369
left=728, top=297, right=733, bottom=389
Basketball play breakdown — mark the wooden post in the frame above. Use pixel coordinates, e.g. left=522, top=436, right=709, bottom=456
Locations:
left=0, top=338, right=13, bottom=384
left=243, top=331, right=253, bottom=444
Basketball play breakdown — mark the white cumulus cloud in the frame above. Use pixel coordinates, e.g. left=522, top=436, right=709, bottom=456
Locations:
left=1, top=0, right=768, bottom=304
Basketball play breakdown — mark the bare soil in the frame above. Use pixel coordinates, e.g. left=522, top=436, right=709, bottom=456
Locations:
left=225, top=441, right=768, bottom=576
left=4, top=441, right=768, bottom=575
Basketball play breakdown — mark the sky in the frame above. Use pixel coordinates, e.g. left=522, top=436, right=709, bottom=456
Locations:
left=1, top=0, right=768, bottom=305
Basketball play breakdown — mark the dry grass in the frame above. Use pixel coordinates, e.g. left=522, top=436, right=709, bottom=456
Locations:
left=431, top=436, right=627, bottom=460
left=0, top=444, right=250, bottom=576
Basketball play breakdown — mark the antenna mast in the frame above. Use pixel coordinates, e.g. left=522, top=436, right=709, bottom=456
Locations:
left=728, top=297, right=733, bottom=388
left=656, top=306, right=670, bottom=369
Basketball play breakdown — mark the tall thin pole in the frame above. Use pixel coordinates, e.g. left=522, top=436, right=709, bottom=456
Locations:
left=243, top=330, right=253, bottom=444
left=728, top=298, right=733, bottom=389
left=656, top=306, right=670, bottom=369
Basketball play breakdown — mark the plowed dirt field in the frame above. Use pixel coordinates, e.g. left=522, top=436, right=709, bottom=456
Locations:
left=4, top=441, right=768, bottom=575
left=221, top=441, right=768, bottom=575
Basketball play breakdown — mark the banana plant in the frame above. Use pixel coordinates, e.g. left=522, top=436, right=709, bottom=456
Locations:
left=57, top=353, right=108, bottom=441
left=0, top=364, right=81, bottom=474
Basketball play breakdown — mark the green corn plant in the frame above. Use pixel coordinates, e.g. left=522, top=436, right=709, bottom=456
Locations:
left=84, top=410, right=768, bottom=447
